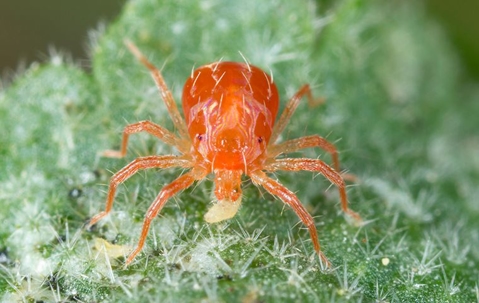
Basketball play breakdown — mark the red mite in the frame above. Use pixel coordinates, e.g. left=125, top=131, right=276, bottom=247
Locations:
left=87, top=40, right=362, bottom=266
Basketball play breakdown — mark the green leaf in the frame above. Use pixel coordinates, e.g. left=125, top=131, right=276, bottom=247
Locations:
left=1, top=0, right=478, bottom=302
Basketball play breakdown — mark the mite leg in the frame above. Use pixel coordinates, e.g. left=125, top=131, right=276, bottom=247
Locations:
left=264, top=158, right=362, bottom=222
left=124, top=40, right=189, bottom=140
left=269, top=84, right=324, bottom=145
left=102, top=120, right=190, bottom=158
left=250, top=170, right=330, bottom=266
left=267, top=135, right=341, bottom=172
left=86, top=155, right=192, bottom=228
left=125, top=167, right=207, bottom=266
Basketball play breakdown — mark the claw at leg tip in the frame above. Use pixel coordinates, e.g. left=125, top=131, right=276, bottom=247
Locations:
left=317, top=251, right=332, bottom=268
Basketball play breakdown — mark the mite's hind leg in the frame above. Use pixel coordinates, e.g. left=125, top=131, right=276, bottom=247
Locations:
left=267, top=135, right=341, bottom=172
left=102, top=120, right=190, bottom=158
left=124, top=40, right=189, bottom=140
left=267, top=135, right=356, bottom=182
left=269, top=84, right=324, bottom=145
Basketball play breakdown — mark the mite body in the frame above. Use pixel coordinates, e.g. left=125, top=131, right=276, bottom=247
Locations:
left=87, top=41, right=361, bottom=266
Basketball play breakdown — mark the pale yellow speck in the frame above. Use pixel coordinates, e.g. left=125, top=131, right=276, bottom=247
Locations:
left=204, top=196, right=242, bottom=223
left=381, top=257, right=390, bottom=266
left=94, top=237, right=132, bottom=259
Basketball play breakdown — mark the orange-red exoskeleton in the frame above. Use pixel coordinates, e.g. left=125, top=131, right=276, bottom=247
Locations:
left=87, top=41, right=362, bottom=267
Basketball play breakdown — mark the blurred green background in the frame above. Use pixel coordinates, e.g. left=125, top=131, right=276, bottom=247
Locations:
left=0, top=0, right=478, bottom=80
left=0, top=0, right=126, bottom=76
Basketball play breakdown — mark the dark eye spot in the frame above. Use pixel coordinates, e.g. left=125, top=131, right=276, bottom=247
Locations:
left=197, top=134, right=203, bottom=141
left=258, top=137, right=263, bottom=144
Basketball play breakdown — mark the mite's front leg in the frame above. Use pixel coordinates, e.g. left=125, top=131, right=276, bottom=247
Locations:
left=86, top=155, right=192, bottom=228
left=264, top=158, right=362, bottom=222
left=250, top=170, right=331, bottom=266
left=125, top=167, right=207, bottom=266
